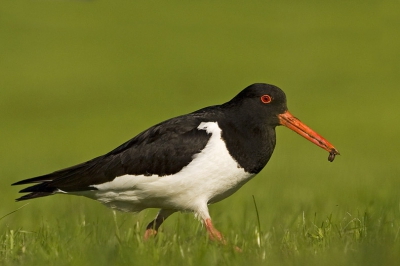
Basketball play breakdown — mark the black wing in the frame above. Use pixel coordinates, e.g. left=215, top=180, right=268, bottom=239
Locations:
left=12, top=111, right=215, bottom=201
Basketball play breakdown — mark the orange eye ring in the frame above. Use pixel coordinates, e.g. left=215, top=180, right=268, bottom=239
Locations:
left=261, top=94, right=272, bottom=104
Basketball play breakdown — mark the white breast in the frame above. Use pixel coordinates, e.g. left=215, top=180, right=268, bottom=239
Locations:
left=78, top=122, right=255, bottom=213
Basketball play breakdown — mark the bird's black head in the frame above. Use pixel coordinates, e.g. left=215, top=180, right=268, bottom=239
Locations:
left=222, top=83, right=339, bottom=163
left=224, top=83, right=288, bottom=126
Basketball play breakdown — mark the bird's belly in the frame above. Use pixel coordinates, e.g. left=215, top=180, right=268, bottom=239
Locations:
left=83, top=122, right=256, bottom=212
left=81, top=169, right=254, bottom=212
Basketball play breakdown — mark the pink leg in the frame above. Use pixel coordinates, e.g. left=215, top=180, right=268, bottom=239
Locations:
left=204, top=218, right=242, bottom=251
left=204, top=218, right=226, bottom=244
left=144, top=209, right=175, bottom=240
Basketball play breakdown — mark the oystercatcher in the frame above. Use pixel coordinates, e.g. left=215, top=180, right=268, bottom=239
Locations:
left=12, top=83, right=339, bottom=242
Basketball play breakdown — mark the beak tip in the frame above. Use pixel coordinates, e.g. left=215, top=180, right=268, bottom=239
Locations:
left=328, top=149, right=340, bottom=162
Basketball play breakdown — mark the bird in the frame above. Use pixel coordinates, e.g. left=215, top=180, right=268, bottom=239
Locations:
left=12, top=83, right=339, bottom=242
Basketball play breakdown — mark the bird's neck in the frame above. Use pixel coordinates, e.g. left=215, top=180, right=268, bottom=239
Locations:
left=219, top=115, right=276, bottom=174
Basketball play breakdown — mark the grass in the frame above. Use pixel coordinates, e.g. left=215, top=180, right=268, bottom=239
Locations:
left=1, top=0, right=400, bottom=265
left=1, top=203, right=399, bottom=265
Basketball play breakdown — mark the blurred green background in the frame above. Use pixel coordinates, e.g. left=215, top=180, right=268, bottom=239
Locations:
left=1, top=0, right=399, bottom=265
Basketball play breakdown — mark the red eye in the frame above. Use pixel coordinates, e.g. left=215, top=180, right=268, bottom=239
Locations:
left=261, top=94, right=272, bottom=104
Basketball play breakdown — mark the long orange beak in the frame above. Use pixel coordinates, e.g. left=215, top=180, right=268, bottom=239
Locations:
left=278, top=111, right=340, bottom=162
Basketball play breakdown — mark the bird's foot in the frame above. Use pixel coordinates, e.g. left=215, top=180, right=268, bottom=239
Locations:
left=144, top=228, right=158, bottom=240
left=204, top=218, right=226, bottom=244
left=204, top=218, right=243, bottom=251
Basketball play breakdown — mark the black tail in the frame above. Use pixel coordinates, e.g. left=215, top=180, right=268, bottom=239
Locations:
left=15, top=191, right=55, bottom=201
left=12, top=156, right=105, bottom=201
left=12, top=177, right=58, bottom=201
